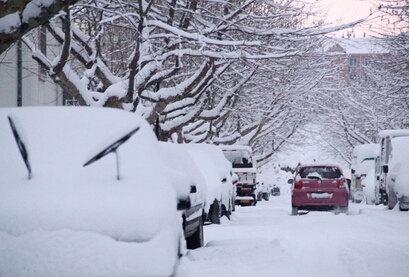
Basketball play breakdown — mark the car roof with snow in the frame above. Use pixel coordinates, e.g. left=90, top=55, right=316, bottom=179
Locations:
left=379, top=129, right=409, bottom=138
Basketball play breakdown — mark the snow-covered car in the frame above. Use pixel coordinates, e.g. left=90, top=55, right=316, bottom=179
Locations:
left=159, top=142, right=207, bottom=248
left=0, top=106, right=186, bottom=276
left=381, top=136, right=409, bottom=210
left=262, top=183, right=271, bottom=201
left=350, top=143, right=378, bottom=203
left=392, top=159, right=409, bottom=211
left=377, top=130, right=409, bottom=206
left=290, top=164, right=349, bottom=215
left=256, top=182, right=264, bottom=201
left=271, top=186, right=281, bottom=196
left=185, top=144, right=234, bottom=224
left=362, top=168, right=376, bottom=204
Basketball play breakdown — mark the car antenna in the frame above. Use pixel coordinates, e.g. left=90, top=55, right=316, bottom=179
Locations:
left=8, top=116, right=32, bottom=179
left=83, top=126, right=140, bottom=180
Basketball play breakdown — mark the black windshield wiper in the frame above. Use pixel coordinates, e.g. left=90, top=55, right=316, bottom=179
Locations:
left=8, top=115, right=31, bottom=179
left=83, top=126, right=140, bottom=180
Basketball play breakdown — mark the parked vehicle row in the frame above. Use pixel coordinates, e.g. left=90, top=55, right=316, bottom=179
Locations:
left=0, top=106, right=237, bottom=276
left=347, top=129, right=409, bottom=211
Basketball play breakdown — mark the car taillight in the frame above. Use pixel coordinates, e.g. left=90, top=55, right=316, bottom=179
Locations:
left=294, top=180, right=302, bottom=189
left=337, top=179, right=346, bottom=189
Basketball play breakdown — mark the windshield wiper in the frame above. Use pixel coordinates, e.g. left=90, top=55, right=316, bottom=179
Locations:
left=8, top=116, right=31, bottom=179
left=83, top=126, right=140, bottom=180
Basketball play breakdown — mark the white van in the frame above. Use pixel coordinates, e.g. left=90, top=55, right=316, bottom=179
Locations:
left=350, top=144, right=378, bottom=203
left=377, top=130, right=409, bottom=209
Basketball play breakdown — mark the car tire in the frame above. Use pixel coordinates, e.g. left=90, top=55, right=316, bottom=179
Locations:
left=221, top=204, right=230, bottom=220
left=291, top=206, right=298, bottom=216
left=186, top=219, right=203, bottom=249
left=388, top=193, right=396, bottom=210
left=210, top=200, right=221, bottom=224
left=341, top=204, right=349, bottom=214
left=399, top=201, right=408, bottom=212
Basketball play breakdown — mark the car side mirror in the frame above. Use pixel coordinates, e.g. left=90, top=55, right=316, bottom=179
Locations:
left=177, top=198, right=191, bottom=210
left=288, top=179, right=293, bottom=184
left=382, top=165, right=389, bottom=174
left=190, top=185, right=197, bottom=193
left=221, top=178, right=227, bottom=183
left=351, top=169, right=355, bottom=174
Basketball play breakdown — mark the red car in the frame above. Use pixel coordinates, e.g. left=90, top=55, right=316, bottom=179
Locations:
left=290, top=165, right=349, bottom=215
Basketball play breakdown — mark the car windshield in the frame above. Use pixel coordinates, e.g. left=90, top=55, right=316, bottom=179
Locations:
left=298, top=166, right=341, bottom=179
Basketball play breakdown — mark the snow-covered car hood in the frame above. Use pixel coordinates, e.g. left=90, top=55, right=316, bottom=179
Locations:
left=0, top=107, right=178, bottom=242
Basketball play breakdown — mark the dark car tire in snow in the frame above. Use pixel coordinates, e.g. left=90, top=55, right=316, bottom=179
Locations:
left=186, top=219, right=203, bottom=249
left=341, top=204, right=349, bottom=214
left=388, top=193, right=397, bottom=210
left=222, top=205, right=230, bottom=220
left=399, top=201, right=409, bottom=212
left=209, top=199, right=221, bottom=224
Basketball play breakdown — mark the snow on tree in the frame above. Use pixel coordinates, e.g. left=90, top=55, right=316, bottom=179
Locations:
left=0, top=0, right=79, bottom=55
left=18, top=0, right=362, bottom=164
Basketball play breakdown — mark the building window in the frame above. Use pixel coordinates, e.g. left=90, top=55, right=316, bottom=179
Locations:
left=364, top=58, right=370, bottom=65
left=350, top=57, right=357, bottom=67
left=63, top=90, right=80, bottom=106
left=38, top=26, right=47, bottom=80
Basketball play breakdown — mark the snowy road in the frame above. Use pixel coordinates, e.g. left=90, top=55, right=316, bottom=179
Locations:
left=176, top=193, right=409, bottom=277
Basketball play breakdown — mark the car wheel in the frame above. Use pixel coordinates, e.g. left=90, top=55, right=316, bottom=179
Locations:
left=341, top=204, right=349, bottom=214
left=209, top=200, right=220, bottom=224
left=388, top=193, right=396, bottom=210
left=382, top=192, right=388, bottom=206
left=399, top=201, right=408, bottom=212
left=186, top=219, right=204, bottom=249
left=221, top=204, right=230, bottom=220
left=291, top=206, right=298, bottom=216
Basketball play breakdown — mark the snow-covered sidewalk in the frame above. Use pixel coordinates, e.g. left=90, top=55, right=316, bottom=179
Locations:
left=176, top=194, right=409, bottom=277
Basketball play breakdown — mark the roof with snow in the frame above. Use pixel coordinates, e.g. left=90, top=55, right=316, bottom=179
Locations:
left=327, top=38, right=388, bottom=55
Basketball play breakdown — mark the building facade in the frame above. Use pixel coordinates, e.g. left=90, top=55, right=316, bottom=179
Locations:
left=326, top=38, right=388, bottom=85
left=0, top=27, right=69, bottom=108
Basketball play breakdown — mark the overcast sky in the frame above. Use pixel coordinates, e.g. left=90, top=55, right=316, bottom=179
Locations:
left=307, top=0, right=380, bottom=38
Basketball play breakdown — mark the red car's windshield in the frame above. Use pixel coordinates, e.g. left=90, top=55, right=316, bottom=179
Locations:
left=298, top=167, right=341, bottom=179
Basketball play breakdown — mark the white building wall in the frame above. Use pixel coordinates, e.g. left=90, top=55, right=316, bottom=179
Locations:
left=0, top=29, right=63, bottom=108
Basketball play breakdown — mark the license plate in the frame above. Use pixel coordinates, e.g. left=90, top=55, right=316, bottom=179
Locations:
left=241, top=200, right=250, bottom=203
left=311, top=193, right=332, bottom=199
